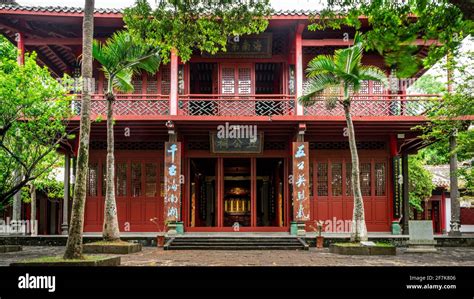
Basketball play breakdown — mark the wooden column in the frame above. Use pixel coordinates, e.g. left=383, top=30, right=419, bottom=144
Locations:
left=16, top=32, right=25, bottom=65
left=217, top=158, right=224, bottom=227
left=170, top=49, right=179, bottom=115
left=251, top=157, right=257, bottom=227
left=295, top=23, right=305, bottom=116
left=401, top=153, right=410, bottom=234
left=61, top=153, right=71, bottom=235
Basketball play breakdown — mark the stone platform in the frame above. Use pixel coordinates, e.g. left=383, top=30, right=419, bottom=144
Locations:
left=0, top=232, right=473, bottom=247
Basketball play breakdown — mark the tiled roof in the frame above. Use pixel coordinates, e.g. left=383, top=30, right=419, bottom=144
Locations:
left=0, top=4, right=122, bottom=14
left=0, top=4, right=317, bottom=16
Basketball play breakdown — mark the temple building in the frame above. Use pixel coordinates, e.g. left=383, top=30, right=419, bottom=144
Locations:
left=0, top=4, right=441, bottom=235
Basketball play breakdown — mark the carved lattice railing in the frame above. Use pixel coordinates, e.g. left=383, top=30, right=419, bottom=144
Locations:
left=178, top=94, right=296, bottom=116
left=303, top=95, right=441, bottom=117
left=72, top=94, right=170, bottom=116
left=71, top=94, right=440, bottom=117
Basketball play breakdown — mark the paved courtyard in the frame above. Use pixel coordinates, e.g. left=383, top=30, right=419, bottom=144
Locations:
left=1, top=246, right=474, bottom=266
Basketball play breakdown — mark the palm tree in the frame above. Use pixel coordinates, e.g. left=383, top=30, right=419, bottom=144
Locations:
left=92, top=31, right=161, bottom=241
left=64, top=0, right=94, bottom=259
left=299, top=34, right=387, bottom=242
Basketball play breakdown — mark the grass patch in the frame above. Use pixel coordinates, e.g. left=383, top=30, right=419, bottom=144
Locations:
left=375, top=242, right=394, bottom=247
left=18, top=255, right=108, bottom=264
left=333, top=242, right=362, bottom=247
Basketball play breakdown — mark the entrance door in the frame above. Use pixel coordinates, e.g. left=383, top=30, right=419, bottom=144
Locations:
left=188, top=158, right=217, bottom=227
left=312, top=153, right=390, bottom=232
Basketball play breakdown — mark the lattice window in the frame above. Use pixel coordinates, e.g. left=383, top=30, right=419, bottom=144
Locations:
left=359, top=80, right=369, bottom=94
left=375, top=162, right=386, bottom=196
left=131, top=162, right=142, bottom=197
left=272, top=32, right=286, bottom=55
left=331, top=163, right=342, bottom=196
left=317, top=163, right=328, bottom=196
left=146, top=74, right=158, bottom=94
left=132, top=76, right=142, bottom=94
left=372, top=81, right=384, bottom=94
left=161, top=66, right=171, bottom=95
left=116, top=163, right=127, bottom=196
left=360, top=163, right=371, bottom=196
left=221, top=67, right=235, bottom=94
left=87, top=163, right=98, bottom=197
left=238, top=67, right=251, bottom=94
left=145, top=163, right=157, bottom=197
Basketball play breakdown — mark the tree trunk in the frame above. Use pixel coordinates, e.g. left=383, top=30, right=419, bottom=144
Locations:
left=448, top=133, right=461, bottom=236
left=343, top=100, right=368, bottom=242
left=102, top=92, right=120, bottom=241
left=30, top=184, right=37, bottom=236
left=12, top=170, right=22, bottom=221
left=63, top=0, right=94, bottom=260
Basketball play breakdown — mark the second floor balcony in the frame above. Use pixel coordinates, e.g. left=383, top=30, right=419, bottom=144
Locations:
left=74, top=93, right=441, bottom=119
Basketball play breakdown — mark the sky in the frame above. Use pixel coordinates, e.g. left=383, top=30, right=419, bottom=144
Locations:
left=17, top=0, right=326, bottom=10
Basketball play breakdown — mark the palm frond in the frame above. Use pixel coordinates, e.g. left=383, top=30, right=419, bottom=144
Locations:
left=299, top=74, right=339, bottom=107
left=92, top=30, right=161, bottom=93
left=306, top=55, right=337, bottom=77
left=359, top=66, right=388, bottom=86
left=112, top=69, right=134, bottom=93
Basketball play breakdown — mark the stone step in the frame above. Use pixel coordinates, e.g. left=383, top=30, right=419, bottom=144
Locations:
left=164, top=237, right=308, bottom=250
left=166, top=245, right=305, bottom=250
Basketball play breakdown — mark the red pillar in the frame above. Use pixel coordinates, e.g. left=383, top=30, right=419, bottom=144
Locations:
left=170, top=49, right=178, bottom=115
left=16, top=32, right=25, bottom=65
left=295, top=23, right=305, bottom=116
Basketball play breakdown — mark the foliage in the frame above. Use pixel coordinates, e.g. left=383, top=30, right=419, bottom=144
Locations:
left=310, top=0, right=473, bottom=77
left=92, top=30, right=161, bottom=93
left=408, top=155, right=435, bottom=213
left=409, top=74, right=446, bottom=95
left=0, top=35, right=16, bottom=61
left=0, top=49, right=73, bottom=205
left=123, top=0, right=271, bottom=63
left=299, top=33, right=387, bottom=106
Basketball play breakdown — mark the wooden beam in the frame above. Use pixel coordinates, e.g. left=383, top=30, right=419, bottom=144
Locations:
left=24, top=37, right=82, bottom=46
left=24, top=37, right=106, bottom=46
left=302, top=39, right=353, bottom=47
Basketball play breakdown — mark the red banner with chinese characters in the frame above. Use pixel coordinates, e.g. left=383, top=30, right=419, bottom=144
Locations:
left=292, top=142, right=310, bottom=221
left=164, top=142, right=181, bottom=222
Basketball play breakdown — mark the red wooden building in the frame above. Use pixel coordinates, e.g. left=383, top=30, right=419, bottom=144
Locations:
left=0, top=4, right=440, bottom=234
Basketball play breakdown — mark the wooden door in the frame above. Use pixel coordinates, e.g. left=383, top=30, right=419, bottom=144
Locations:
left=219, top=64, right=254, bottom=115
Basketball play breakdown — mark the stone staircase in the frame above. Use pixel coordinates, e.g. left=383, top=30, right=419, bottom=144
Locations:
left=164, top=236, right=309, bottom=250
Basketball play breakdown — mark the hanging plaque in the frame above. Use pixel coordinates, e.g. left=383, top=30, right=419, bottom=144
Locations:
left=203, top=33, right=272, bottom=58
left=292, top=142, right=310, bottom=221
left=164, top=142, right=181, bottom=222
left=393, top=156, right=401, bottom=219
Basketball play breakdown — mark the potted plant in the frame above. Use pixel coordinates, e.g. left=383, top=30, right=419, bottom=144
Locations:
left=150, top=218, right=167, bottom=247
left=309, top=220, right=325, bottom=248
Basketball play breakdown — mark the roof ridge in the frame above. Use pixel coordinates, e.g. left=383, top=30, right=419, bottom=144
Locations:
left=0, top=3, right=319, bottom=15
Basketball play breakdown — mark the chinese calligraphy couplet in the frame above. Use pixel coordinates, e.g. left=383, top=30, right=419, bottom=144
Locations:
left=164, top=142, right=181, bottom=222
left=292, top=142, right=310, bottom=221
